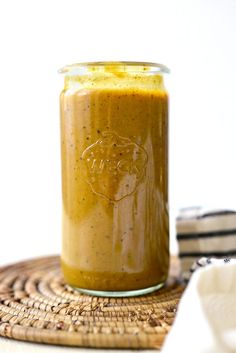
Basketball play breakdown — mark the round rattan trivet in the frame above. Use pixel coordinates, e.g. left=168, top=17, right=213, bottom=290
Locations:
left=0, top=256, right=184, bottom=349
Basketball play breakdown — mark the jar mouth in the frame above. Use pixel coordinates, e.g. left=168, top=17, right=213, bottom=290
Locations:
left=58, top=61, right=170, bottom=76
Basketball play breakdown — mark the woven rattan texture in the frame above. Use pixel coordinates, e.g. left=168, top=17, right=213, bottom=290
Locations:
left=0, top=256, right=184, bottom=349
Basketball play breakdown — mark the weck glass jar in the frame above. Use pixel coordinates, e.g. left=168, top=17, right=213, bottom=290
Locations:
left=59, top=61, right=169, bottom=297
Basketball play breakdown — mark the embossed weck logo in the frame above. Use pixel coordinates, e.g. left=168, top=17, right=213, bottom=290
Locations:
left=82, top=132, right=148, bottom=201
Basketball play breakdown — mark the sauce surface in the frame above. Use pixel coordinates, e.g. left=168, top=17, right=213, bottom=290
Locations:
left=60, top=67, right=169, bottom=291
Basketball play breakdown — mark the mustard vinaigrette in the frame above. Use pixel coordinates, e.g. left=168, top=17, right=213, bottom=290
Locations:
left=59, top=62, right=169, bottom=297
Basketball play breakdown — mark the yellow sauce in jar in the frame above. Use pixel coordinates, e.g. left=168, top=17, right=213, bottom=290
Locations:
left=60, top=62, right=169, bottom=292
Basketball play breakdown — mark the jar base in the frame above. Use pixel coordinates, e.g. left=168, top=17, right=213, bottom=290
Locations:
left=71, top=282, right=165, bottom=297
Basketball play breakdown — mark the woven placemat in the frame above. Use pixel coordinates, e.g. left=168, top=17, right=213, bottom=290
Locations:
left=0, top=256, right=184, bottom=349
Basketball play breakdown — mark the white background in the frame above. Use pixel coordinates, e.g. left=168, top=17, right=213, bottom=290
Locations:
left=0, top=0, right=235, bottom=264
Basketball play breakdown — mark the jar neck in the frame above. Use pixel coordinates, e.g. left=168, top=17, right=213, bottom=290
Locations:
left=60, top=62, right=168, bottom=92
left=59, top=61, right=170, bottom=77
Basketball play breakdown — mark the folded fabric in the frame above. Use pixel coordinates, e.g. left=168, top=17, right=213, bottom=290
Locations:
left=186, top=256, right=236, bottom=280
left=162, top=261, right=236, bottom=353
left=176, top=207, right=236, bottom=279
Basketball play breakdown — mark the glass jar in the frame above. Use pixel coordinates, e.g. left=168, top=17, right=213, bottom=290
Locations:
left=59, top=62, right=169, bottom=297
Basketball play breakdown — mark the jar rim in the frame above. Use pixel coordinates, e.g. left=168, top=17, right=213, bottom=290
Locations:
left=58, top=61, right=170, bottom=75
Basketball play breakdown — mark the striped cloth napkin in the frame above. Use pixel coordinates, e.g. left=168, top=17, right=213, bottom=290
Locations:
left=176, top=207, right=236, bottom=280
left=162, top=208, right=236, bottom=353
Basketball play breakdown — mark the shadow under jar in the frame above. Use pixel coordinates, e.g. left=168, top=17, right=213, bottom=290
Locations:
left=59, top=61, right=169, bottom=297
